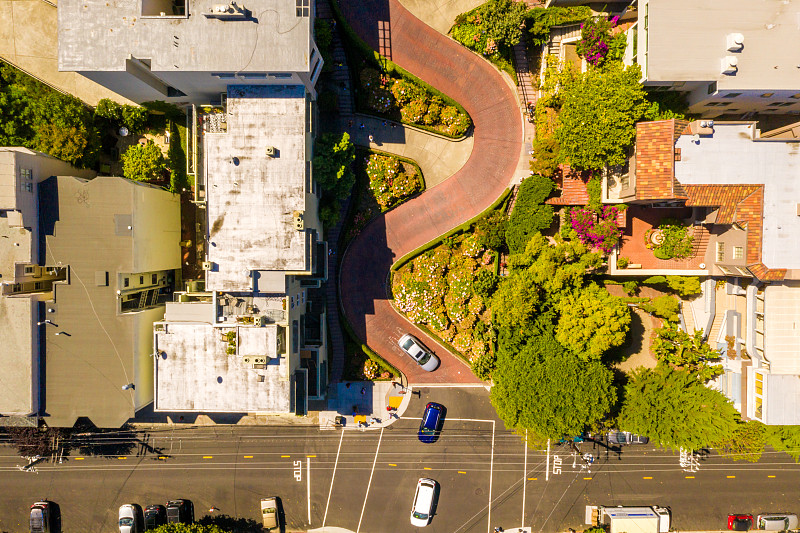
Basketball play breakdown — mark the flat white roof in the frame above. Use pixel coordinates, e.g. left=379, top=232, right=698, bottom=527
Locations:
left=675, top=123, right=800, bottom=270
left=58, top=0, right=311, bottom=73
left=154, top=322, right=290, bottom=412
left=644, top=0, right=800, bottom=90
left=764, top=283, right=800, bottom=375
left=205, top=85, right=309, bottom=292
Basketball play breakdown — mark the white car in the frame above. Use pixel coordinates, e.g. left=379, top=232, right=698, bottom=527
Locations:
left=410, top=478, right=438, bottom=527
left=757, top=514, right=799, bottom=531
left=119, top=504, right=142, bottom=533
left=398, top=334, right=440, bottom=372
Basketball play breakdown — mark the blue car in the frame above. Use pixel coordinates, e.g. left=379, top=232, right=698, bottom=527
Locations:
left=418, top=402, right=445, bottom=443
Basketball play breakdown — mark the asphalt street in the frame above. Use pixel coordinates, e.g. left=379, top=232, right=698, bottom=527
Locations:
left=1, top=387, right=799, bottom=533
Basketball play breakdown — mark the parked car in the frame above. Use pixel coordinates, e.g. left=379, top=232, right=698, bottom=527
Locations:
left=30, top=501, right=59, bottom=533
left=118, top=504, right=143, bottom=533
left=756, top=514, right=799, bottom=531
left=260, top=497, right=282, bottom=531
left=410, top=478, right=438, bottom=527
left=166, top=500, right=194, bottom=524
left=144, top=505, right=167, bottom=530
left=418, top=402, right=446, bottom=443
left=728, top=514, right=754, bottom=531
left=607, top=430, right=649, bottom=445
left=398, top=334, right=440, bottom=372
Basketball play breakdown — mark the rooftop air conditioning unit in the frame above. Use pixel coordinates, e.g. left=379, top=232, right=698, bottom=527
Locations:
left=726, top=32, right=744, bottom=52
left=201, top=261, right=213, bottom=270
left=292, top=210, right=304, bottom=230
left=253, top=357, right=267, bottom=365
left=721, top=56, right=738, bottom=75
left=265, top=146, right=276, bottom=157
left=242, top=356, right=252, bottom=364
left=255, top=316, right=266, bottom=327
left=700, top=120, right=714, bottom=128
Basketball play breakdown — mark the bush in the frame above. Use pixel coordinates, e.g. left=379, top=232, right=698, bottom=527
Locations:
left=526, top=6, right=592, bottom=47
left=651, top=219, right=694, bottom=259
left=506, top=175, right=555, bottom=253
left=364, top=153, right=422, bottom=210
left=473, top=269, right=499, bottom=298
left=121, top=141, right=166, bottom=182
left=315, top=18, right=334, bottom=71
left=475, top=211, right=507, bottom=251
left=639, top=294, right=680, bottom=322
left=95, top=98, right=121, bottom=121
left=666, top=275, right=702, bottom=297
left=319, top=198, right=341, bottom=229
left=470, top=350, right=496, bottom=381
left=530, top=137, right=560, bottom=178
left=622, top=280, right=638, bottom=296
left=314, top=132, right=355, bottom=199
left=575, top=15, right=620, bottom=67
left=617, top=256, right=630, bottom=269
left=569, top=205, right=623, bottom=254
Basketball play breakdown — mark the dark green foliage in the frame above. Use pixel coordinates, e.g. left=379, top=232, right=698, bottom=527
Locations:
left=555, top=63, right=649, bottom=170
left=530, top=137, right=560, bottom=178
left=643, top=275, right=666, bottom=285
left=586, top=174, right=603, bottom=212
left=619, top=364, right=738, bottom=451
left=121, top=105, right=148, bottom=133
left=526, top=6, right=592, bottom=46
left=150, top=524, right=231, bottom=533
left=506, top=175, right=555, bottom=254
left=141, top=100, right=187, bottom=122
left=313, top=132, right=355, bottom=199
left=555, top=283, right=631, bottom=360
left=475, top=210, right=507, bottom=251
left=666, top=275, right=701, bottom=297
left=95, top=98, right=149, bottom=133
left=121, top=140, right=166, bottom=182
left=481, top=0, right=529, bottom=47
left=167, top=121, right=188, bottom=192
left=639, top=294, right=680, bottom=322
left=622, top=280, right=638, bottom=296
left=470, top=350, right=497, bottom=380
left=491, top=340, right=615, bottom=439
left=652, top=219, right=694, bottom=259
left=315, top=18, right=334, bottom=72
left=716, top=421, right=766, bottom=462
left=473, top=268, right=499, bottom=298
left=0, top=62, right=99, bottom=167
left=95, top=99, right=121, bottom=121
left=651, top=321, right=723, bottom=382
left=644, top=90, right=689, bottom=121
left=318, top=90, right=338, bottom=113
left=766, top=425, right=800, bottom=461
left=319, top=198, right=341, bottom=229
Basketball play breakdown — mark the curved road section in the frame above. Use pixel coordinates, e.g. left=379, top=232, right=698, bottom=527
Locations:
left=338, top=0, right=523, bottom=384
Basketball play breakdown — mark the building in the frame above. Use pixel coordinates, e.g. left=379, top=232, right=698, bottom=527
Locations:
left=0, top=148, right=180, bottom=427
left=631, top=0, right=800, bottom=117
left=602, top=118, right=800, bottom=425
left=58, top=0, right=323, bottom=104
left=58, top=0, right=329, bottom=416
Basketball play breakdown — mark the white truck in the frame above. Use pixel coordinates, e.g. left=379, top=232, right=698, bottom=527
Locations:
left=585, top=505, right=671, bottom=533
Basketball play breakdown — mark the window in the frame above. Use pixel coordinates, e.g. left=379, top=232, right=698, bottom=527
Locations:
left=706, top=102, right=731, bottom=107
left=754, top=373, right=764, bottom=419
left=19, top=168, right=33, bottom=192
left=707, top=82, right=717, bottom=95
left=152, top=273, right=158, bottom=284
left=760, top=92, right=775, bottom=98
left=767, top=102, right=794, bottom=107
left=719, top=265, right=733, bottom=276
left=34, top=282, right=42, bottom=290
left=211, top=72, right=236, bottom=79
left=295, top=0, right=309, bottom=17
left=292, top=320, right=299, bottom=352
left=269, top=73, right=293, bottom=79
left=124, top=278, right=130, bottom=288
left=716, top=242, right=725, bottom=262
left=239, top=73, right=268, bottom=79
left=301, top=290, right=306, bottom=304
left=723, top=92, right=742, bottom=98
left=24, top=266, right=35, bottom=274
left=139, top=275, right=144, bottom=284
left=620, top=175, right=630, bottom=189
left=290, top=296, right=295, bottom=309
left=735, top=267, right=750, bottom=277
left=733, top=246, right=744, bottom=260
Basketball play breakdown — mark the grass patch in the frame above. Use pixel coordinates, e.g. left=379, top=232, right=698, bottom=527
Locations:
left=167, top=120, right=190, bottom=192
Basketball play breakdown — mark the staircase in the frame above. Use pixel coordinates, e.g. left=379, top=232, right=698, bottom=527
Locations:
left=691, top=224, right=710, bottom=259
left=546, top=24, right=582, bottom=56
left=316, top=0, right=354, bottom=120
left=511, top=34, right=538, bottom=110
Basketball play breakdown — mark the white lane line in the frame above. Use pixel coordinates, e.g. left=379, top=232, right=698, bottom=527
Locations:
left=522, top=429, right=527, bottom=528
left=322, top=430, right=345, bottom=528
left=487, top=419, right=495, bottom=533
left=307, top=457, right=312, bottom=524
left=356, top=427, right=384, bottom=533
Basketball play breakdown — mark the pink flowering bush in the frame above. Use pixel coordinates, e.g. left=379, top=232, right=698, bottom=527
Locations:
left=569, top=205, right=623, bottom=253
left=576, top=15, right=619, bottom=67
left=365, top=153, right=422, bottom=210
left=360, top=68, right=394, bottom=113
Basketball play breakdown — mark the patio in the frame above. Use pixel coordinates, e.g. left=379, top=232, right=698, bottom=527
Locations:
left=617, top=206, right=708, bottom=270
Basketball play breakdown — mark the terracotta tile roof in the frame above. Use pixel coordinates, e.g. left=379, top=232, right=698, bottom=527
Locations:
left=683, top=184, right=786, bottom=282
left=635, top=120, right=686, bottom=201
left=545, top=165, right=590, bottom=206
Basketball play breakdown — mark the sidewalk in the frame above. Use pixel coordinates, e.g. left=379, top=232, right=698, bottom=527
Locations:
left=319, top=380, right=414, bottom=430
left=345, top=114, right=474, bottom=188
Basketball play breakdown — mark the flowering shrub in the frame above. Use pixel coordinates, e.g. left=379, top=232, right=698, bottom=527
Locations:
left=401, top=99, right=428, bottom=123
left=391, top=79, right=426, bottom=106
left=363, top=359, right=379, bottom=379
left=360, top=68, right=394, bottom=113
left=576, top=16, right=619, bottom=67
left=569, top=205, right=623, bottom=253
left=651, top=219, right=694, bottom=260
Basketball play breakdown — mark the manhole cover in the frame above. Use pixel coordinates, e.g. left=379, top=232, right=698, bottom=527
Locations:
left=475, top=488, right=484, bottom=496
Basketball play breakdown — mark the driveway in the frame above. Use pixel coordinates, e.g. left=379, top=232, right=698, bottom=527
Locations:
left=338, top=0, right=524, bottom=384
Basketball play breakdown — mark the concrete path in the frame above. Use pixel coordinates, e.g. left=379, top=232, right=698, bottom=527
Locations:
left=398, top=0, right=484, bottom=34
left=347, top=114, right=473, bottom=188
left=0, top=0, right=134, bottom=106
left=338, top=0, right=524, bottom=385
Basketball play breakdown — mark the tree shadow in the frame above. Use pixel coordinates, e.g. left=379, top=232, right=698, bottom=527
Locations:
left=199, top=513, right=264, bottom=533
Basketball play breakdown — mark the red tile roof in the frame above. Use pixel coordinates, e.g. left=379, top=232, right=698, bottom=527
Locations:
left=545, top=165, right=590, bottom=206
left=634, top=120, right=688, bottom=201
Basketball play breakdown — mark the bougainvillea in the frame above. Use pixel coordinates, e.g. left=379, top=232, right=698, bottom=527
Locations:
left=576, top=15, right=619, bottom=67
left=569, top=205, right=623, bottom=253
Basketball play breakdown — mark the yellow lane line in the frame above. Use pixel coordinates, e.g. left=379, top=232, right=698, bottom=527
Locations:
left=75, top=457, right=84, bottom=461
left=685, top=476, right=695, bottom=479
left=243, top=456, right=254, bottom=459
left=203, top=456, right=213, bottom=459
left=281, top=455, right=290, bottom=458
left=423, top=467, right=432, bottom=470
left=643, top=476, right=653, bottom=480
left=458, top=471, right=467, bottom=474
left=727, top=475, right=736, bottom=479
left=768, top=475, right=776, bottom=478
left=583, top=477, right=592, bottom=480
left=158, top=456, right=167, bottom=460
left=117, top=457, right=127, bottom=460
left=307, top=455, right=316, bottom=458
left=528, top=477, right=537, bottom=481
left=388, top=464, right=397, bottom=467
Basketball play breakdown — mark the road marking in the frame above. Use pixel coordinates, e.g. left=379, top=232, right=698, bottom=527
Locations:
left=528, top=477, right=537, bottom=481
left=685, top=476, right=695, bottom=479
left=117, top=457, right=127, bottom=460
left=388, top=463, right=397, bottom=467
left=203, top=456, right=213, bottom=459
left=357, top=427, right=384, bottom=533
left=458, top=471, right=467, bottom=474
left=307, top=455, right=316, bottom=458
left=307, top=457, right=312, bottom=524
left=281, top=455, right=290, bottom=458
left=583, top=477, right=592, bottom=480
left=243, top=456, right=253, bottom=459
left=75, top=457, right=84, bottom=461
left=727, top=475, right=736, bottom=479
left=768, top=475, right=776, bottom=478
left=322, top=429, right=345, bottom=529
left=423, top=467, right=432, bottom=470
left=522, top=429, right=528, bottom=529
left=643, top=476, right=653, bottom=480
left=487, top=419, right=496, bottom=533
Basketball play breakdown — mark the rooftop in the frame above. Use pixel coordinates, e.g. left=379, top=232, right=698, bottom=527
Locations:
left=58, top=0, right=312, bottom=73
left=644, top=0, right=800, bottom=90
left=205, top=85, right=310, bottom=291
left=154, top=323, right=290, bottom=412
left=675, top=122, right=800, bottom=271
left=634, top=120, right=687, bottom=201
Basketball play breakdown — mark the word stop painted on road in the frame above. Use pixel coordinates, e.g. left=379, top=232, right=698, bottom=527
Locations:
left=294, top=460, right=302, bottom=481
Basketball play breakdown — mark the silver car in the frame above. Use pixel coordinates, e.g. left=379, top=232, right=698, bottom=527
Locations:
left=757, top=514, right=799, bottom=531
left=398, top=334, right=440, bottom=372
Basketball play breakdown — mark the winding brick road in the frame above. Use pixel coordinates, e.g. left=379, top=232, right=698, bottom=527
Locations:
left=338, top=0, right=523, bottom=384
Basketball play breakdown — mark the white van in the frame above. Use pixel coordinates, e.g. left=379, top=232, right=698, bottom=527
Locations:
left=410, top=478, right=438, bottom=527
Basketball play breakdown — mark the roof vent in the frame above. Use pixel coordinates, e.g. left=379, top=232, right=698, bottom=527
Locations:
left=265, top=145, right=276, bottom=157
left=292, top=210, right=304, bottom=230
left=721, top=56, right=738, bottom=75
left=726, top=32, right=744, bottom=52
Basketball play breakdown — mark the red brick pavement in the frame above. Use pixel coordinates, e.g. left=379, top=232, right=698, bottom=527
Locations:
left=338, top=1, right=524, bottom=384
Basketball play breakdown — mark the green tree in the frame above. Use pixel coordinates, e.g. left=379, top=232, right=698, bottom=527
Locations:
left=619, top=365, right=738, bottom=451
left=473, top=268, right=499, bottom=298
left=651, top=321, right=723, bottom=382
left=529, top=137, right=560, bottom=178
left=481, top=0, right=529, bottom=47
left=150, top=524, right=230, bottom=533
left=95, top=98, right=122, bottom=121
left=34, top=125, right=90, bottom=167
left=555, top=283, right=630, bottom=360
left=526, top=6, right=592, bottom=46
left=665, top=275, right=702, bottom=297
left=121, top=105, right=149, bottom=133
left=766, top=425, right=800, bottom=462
left=716, top=421, right=766, bottom=462
left=313, top=132, right=355, bottom=199
left=639, top=294, right=680, bottom=322
left=491, top=339, right=616, bottom=439
left=122, top=141, right=166, bottom=182
left=554, top=63, right=649, bottom=170
left=506, top=175, right=555, bottom=254
left=474, top=210, right=507, bottom=251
